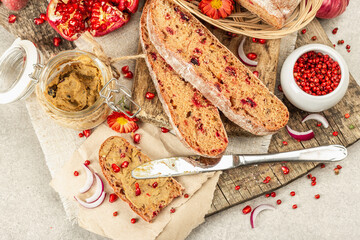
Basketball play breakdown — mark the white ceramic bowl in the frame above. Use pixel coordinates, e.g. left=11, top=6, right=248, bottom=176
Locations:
left=281, top=44, right=349, bottom=112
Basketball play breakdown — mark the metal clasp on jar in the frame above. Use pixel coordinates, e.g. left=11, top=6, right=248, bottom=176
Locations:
left=99, top=78, right=141, bottom=118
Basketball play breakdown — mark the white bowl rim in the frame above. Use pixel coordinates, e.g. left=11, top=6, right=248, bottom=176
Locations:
left=286, top=43, right=349, bottom=100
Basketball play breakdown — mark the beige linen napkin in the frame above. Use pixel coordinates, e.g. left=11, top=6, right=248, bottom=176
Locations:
left=51, top=123, right=220, bottom=240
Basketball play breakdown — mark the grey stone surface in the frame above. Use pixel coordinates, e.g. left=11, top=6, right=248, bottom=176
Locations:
left=1, top=1, right=359, bottom=239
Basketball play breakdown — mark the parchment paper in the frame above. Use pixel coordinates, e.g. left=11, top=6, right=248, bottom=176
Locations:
left=51, top=123, right=221, bottom=240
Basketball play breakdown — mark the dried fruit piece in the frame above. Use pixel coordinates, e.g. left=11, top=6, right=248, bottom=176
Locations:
left=107, top=111, right=139, bottom=133
left=198, top=0, right=234, bottom=19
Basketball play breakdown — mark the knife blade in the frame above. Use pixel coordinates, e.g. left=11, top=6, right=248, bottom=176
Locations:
left=131, top=145, right=347, bottom=179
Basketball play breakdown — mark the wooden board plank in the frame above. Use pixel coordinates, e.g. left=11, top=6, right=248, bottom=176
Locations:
left=207, top=18, right=360, bottom=215
left=0, top=1, right=75, bottom=59
left=132, top=25, right=281, bottom=135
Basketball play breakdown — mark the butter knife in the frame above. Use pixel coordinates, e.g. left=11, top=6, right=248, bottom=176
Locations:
left=131, top=145, right=347, bottom=179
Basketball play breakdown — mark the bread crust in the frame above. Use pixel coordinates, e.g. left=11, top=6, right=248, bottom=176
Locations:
left=140, top=1, right=228, bottom=156
left=99, top=136, right=184, bottom=222
left=146, top=0, right=289, bottom=135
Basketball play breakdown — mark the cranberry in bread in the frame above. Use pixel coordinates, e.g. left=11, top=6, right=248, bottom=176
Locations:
left=146, top=0, right=289, bottom=135
left=99, top=136, right=183, bottom=222
left=236, top=0, right=301, bottom=29
left=140, top=2, right=228, bottom=157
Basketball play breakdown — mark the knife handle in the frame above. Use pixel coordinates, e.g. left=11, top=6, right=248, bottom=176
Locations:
left=240, top=145, right=347, bottom=165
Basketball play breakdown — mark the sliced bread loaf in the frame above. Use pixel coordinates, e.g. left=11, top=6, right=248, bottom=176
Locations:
left=99, top=136, right=183, bottom=222
left=235, top=0, right=301, bottom=29
left=140, top=2, right=228, bottom=157
left=146, top=0, right=289, bottom=135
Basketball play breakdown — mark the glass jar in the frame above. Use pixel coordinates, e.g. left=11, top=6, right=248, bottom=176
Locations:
left=0, top=38, right=140, bottom=130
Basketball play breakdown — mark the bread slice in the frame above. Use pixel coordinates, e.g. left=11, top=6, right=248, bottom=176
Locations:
left=235, top=0, right=301, bottom=29
left=146, top=0, right=289, bottom=135
left=140, top=2, right=228, bottom=157
left=99, top=136, right=183, bottom=222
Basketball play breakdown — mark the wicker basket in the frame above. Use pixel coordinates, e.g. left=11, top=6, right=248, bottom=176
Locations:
left=172, top=0, right=322, bottom=39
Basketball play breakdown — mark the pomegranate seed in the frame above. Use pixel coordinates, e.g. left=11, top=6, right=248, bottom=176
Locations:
left=271, top=192, right=276, bottom=197
left=290, top=191, right=295, bottom=196
left=346, top=45, right=351, bottom=50
left=281, top=166, right=290, bottom=175
left=8, top=15, right=16, bottom=23
left=311, top=181, right=316, bottom=186
left=84, top=160, right=90, bottom=166
left=124, top=71, right=133, bottom=79
left=292, top=204, right=297, bottom=209
left=320, top=163, right=325, bottom=168
left=347, top=49, right=351, bottom=53
left=78, top=132, right=84, bottom=138
left=282, top=141, right=288, bottom=146
left=135, top=183, right=139, bottom=188
left=53, top=37, right=62, bottom=47
left=152, top=182, right=158, bottom=188
left=133, top=134, right=141, bottom=144
left=258, top=39, right=266, bottom=44
left=109, top=193, right=118, bottom=203
left=74, top=171, right=79, bottom=176
left=263, top=176, right=271, bottom=184
left=307, top=174, right=312, bottom=179
left=34, top=18, right=45, bottom=25
left=112, top=211, right=118, bottom=216
left=83, top=129, right=91, bottom=137
left=112, top=164, right=121, bottom=173
left=252, top=38, right=258, bottom=43
left=265, top=193, right=270, bottom=198
left=161, top=127, right=169, bottom=133
left=344, top=113, right=350, bottom=118
left=121, top=161, right=129, bottom=168
left=276, top=199, right=282, bottom=205
left=301, top=29, right=306, bottom=34
left=184, top=193, right=189, bottom=198
left=334, top=168, right=340, bottom=175
left=121, top=65, right=129, bottom=73
left=333, top=131, right=338, bottom=136
left=311, top=176, right=316, bottom=182
left=242, top=205, right=252, bottom=214
left=145, top=92, right=155, bottom=99
left=135, top=188, right=141, bottom=196
left=337, top=165, right=342, bottom=169
left=235, top=185, right=240, bottom=190
left=40, top=13, right=47, bottom=21
left=338, top=40, right=344, bottom=45
left=253, top=71, right=259, bottom=77
left=131, top=218, right=137, bottom=224
left=317, top=123, right=322, bottom=127
left=120, top=153, right=126, bottom=158
left=311, top=36, right=317, bottom=41
left=332, top=28, right=338, bottom=34
left=170, top=208, right=176, bottom=213
left=246, top=53, right=257, bottom=60
left=278, top=85, right=283, bottom=92
left=315, top=194, right=320, bottom=199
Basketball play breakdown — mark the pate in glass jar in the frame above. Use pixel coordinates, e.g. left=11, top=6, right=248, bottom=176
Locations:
left=0, top=38, right=140, bottom=130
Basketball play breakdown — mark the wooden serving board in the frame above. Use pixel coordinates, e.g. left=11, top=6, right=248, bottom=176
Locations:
left=2, top=1, right=360, bottom=217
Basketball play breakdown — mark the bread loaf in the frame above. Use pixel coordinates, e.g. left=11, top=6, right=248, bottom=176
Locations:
left=99, top=136, right=183, bottom=222
left=140, top=2, right=228, bottom=157
left=146, top=0, right=289, bottom=135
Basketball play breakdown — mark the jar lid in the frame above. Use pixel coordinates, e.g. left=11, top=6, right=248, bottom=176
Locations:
left=0, top=38, right=40, bottom=104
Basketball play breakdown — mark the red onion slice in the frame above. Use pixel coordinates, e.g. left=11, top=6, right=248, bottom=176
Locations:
left=238, top=38, right=258, bottom=67
left=74, top=191, right=106, bottom=209
left=286, top=125, right=315, bottom=141
left=85, top=173, right=104, bottom=203
left=79, top=164, right=94, bottom=194
left=250, top=204, right=275, bottom=228
left=302, top=114, right=329, bottom=128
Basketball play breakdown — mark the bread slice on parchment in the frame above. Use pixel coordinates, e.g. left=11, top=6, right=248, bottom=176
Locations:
left=99, top=136, right=183, bottom=222
left=140, top=1, right=228, bottom=157
left=146, top=0, right=289, bottom=135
